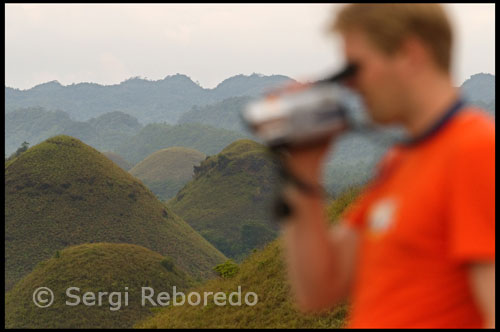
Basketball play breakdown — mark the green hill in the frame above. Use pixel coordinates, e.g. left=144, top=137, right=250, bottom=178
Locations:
left=135, top=187, right=361, bottom=328
left=102, top=151, right=134, bottom=171
left=167, top=139, right=280, bottom=261
left=129, top=147, right=206, bottom=201
left=5, top=243, right=192, bottom=328
left=5, top=135, right=226, bottom=290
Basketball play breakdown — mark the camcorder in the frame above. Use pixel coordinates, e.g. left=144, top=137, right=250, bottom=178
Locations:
left=241, top=63, right=359, bottom=150
left=240, top=63, right=360, bottom=221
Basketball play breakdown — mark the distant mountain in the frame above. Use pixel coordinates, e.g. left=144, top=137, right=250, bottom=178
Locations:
left=115, top=122, right=248, bottom=165
left=212, top=74, right=293, bottom=100
left=129, top=147, right=206, bottom=201
left=168, top=139, right=280, bottom=261
left=5, top=72, right=493, bottom=194
left=178, top=96, right=254, bottom=133
left=6, top=243, right=192, bottom=328
left=5, top=107, right=143, bottom=157
left=460, top=73, right=495, bottom=105
left=459, top=73, right=495, bottom=116
left=86, top=111, right=143, bottom=151
left=5, top=107, right=247, bottom=165
left=5, top=73, right=294, bottom=124
left=324, top=129, right=400, bottom=196
left=5, top=135, right=226, bottom=290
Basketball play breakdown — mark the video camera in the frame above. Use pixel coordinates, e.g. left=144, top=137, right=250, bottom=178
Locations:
left=241, top=63, right=358, bottom=149
left=240, top=63, right=359, bottom=221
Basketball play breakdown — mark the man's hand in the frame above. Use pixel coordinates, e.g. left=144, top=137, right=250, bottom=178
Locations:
left=280, top=132, right=341, bottom=186
left=278, top=130, right=359, bottom=313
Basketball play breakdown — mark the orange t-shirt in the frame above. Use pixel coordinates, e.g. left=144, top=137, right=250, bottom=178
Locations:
left=341, top=107, right=495, bottom=328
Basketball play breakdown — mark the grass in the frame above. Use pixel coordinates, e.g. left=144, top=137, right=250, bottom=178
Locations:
left=136, top=186, right=361, bottom=329
left=5, top=243, right=193, bottom=328
left=167, top=139, right=281, bottom=261
left=5, top=135, right=227, bottom=290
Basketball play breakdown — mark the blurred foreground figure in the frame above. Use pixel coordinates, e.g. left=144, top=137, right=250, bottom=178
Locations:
left=281, top=4, right=495, bottom=328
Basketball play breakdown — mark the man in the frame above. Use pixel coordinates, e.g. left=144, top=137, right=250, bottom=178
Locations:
left=280, top=4, right=495, bottom=328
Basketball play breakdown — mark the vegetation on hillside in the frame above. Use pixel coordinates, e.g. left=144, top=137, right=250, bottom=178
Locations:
left=168, top=139, right=281, bottom=261
left=5, top=243, right=192, bottom=328
left=5, top=135, right=226, bottom=290
left=5, top=141, right=30, bottom=163
left=136, top=186, right=361, bottom=329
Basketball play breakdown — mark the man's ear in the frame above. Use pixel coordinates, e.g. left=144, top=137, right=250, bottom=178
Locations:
left=397, top=35, right=430, bottom=73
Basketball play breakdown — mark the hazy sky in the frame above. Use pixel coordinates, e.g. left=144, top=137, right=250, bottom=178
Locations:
left=5, top=3, right=495, bottom=90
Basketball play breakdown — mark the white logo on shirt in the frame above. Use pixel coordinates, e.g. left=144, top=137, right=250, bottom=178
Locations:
left=368, top=197, right=397, bottom=234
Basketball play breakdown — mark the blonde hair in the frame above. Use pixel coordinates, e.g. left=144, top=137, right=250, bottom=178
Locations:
left=331, top=4, right=453, bottom=73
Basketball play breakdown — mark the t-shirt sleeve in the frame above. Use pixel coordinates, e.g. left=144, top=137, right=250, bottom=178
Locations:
left=448, top=122, right=495, bottom=263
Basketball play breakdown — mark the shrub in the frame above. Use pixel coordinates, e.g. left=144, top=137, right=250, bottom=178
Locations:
left=213, top=260, right=239, bottom=278
left=160, top=257, right=175, bottom=272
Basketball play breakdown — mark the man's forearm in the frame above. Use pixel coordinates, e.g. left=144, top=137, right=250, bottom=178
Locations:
left=282, top=186, right=344, bottom=311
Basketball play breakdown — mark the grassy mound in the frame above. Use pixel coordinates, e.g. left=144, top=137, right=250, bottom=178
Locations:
left=135, top=187, right=361, bottom=328
left=5, top=135, right=226, bottom=290
left=168, top=139, right=281, bottom=261
left=102, top=151, right=133, bottom=171
left=5, top=243, right=192, bottom=328
left=129, top=147, right=205, bottom=201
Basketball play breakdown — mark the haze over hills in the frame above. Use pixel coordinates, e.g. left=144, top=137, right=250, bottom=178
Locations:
left=5, top=135, right=226, bottom=290
left=5, top=108, right=142, bottom=157
left=5, top=108, right=248, bottom=162
left=115, top=122, right=248, bottom=165
left=5, top=243, right=191, bottom=329
left=5, top=72, right=495, bottom=197
left=167, top=139, right=281, bottom=261
left=5, top=73, right=294, bottom=124
left=129, top=147, right=206, bottom=201
left=178, top=96, right=254, bottom=133
left=5, top=243, right=193, bottom=328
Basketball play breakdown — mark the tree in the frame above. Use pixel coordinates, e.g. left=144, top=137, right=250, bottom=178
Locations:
left=6, top=141, right=30, bottom=161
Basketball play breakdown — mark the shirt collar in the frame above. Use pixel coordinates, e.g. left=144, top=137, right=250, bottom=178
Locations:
left=399, top=97, right=466, bottom=147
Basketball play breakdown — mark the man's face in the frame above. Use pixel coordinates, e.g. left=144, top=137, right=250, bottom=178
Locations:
left=341, top=29, right=408, bottom=125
